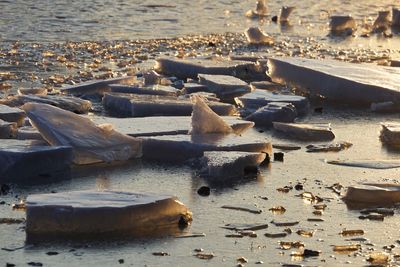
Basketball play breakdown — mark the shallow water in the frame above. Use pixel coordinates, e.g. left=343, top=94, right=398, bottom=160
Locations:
left=0, top=0, right=398, bottom=43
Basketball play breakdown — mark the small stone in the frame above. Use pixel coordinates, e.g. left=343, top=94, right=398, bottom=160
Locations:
left=197, top=186, right=210, bottom=196
left=237, top=257, right=248, bottom=264
left=27, top=262, right=43, bottom=267
left=274, top=152, right=284, bottom=162
left=272, top=15, right=278, bottom=22
left=255, top=260, right=264, bottom=264
left=152, top=252, right=170, bottom=256
left=294, top=183, right=303, bottom=190
left=46, top=251, right=59, bottom=256
left=6, top=264, right=15, bottom=267
left=118, top=259, right=124, bottom=264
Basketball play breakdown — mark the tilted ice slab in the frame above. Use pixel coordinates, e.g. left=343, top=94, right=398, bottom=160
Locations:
left=181, top=83, right=209, bottom=94
left=60, top=76, right=135, bottom=95
left=198, top=74, right=252, bottom=100
left=245, top=102, right=297, bottom=128
left=16, top=126, right=43, bottom=141
left=103, top=93, right=236, bottom=117
left=23, top=103, right=142, bottom=165
left=236, top=89, right=309, bottom=115
left=89, top=116, right=254, bottom=137
left=273, top=122, right=335, bottom=141
left=26, top=190, right=192, bottom=237
left=201, top=151, right=266, bottom=179
left=110, top=84, right=179, bottom=96
left=155, top=58, right=267, bottom=81
left=0, top=94, right=92, bottom=114
left=0, top=140, right=73, bottom=183
left=141, top=134, right=272, bottom=162
left=343, top=183, right=400, bottom=205
left=380, top=122, right=400, bottom=146
left=0, top=104, right=25, bottom=126
left=268, top=57, right=400, bottom=105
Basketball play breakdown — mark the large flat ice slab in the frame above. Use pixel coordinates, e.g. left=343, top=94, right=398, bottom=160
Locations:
left=90, top=116, right=254, bottom=137
left=103, top=93, right=236, bottom=117
left=26, top=190, right=192, bottom=238
left=201, top=151, right=266, bottom=179
left=236, top=89, right=309, bottom=115
left=0, top=140, right=73, bottom=183
left=198, top=74, right=252, bottom=100
left=155, top=58, right=267, bottom=81
left=0, top=104, right=25, bottom=126
left=141, top=134, right=272, bottom=162
left=60, top=76, right=135, bottom=95
left=0, top=95, right=92, bottom=114
left=268, top=57, right=400, bottom=105
left=23, top=103, right=142, bottom=165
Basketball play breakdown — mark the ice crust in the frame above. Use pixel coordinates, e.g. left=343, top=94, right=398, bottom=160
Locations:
left=23, top=103, right=142, bottom=165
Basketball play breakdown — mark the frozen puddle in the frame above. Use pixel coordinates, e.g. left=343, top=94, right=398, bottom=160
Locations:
left=268, top=57, right=400, bottom=105
left=103, top=93, right=236, bottom=117
left=141, top=134, right=272, bottom=162
left=0, top=140, right=73, bottom=183
left=26, top=190, right=192, bottom=239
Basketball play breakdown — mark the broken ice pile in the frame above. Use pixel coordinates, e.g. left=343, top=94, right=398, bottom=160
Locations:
left=26, top=190, right=192, bottom=238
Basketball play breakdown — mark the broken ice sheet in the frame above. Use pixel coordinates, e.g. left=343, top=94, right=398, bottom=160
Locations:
left=23, top=103, right=142, bottom=165
left=339, top=229, right=364, bottom=236
left=103, top=92, right=236, bottom=117
left=236, top=89, right=309, bottom=115
left=201, top=151, right=266, bottom=179
left=1, top=94, right=92, bottom=114
left=273, top=122, right=335, bottom=141
left=60, top=76, right=135, bottom=95
left=26, top=190, right=192, bottom=239
left=268, top=57, right=400, bottom=105
left=110, top=84, right=179, bottom=97
left=327, top=159, right=400, bottom=169
left=198, top=74, right=252, bottom=101
left=89, top=115, right=253, bottom=137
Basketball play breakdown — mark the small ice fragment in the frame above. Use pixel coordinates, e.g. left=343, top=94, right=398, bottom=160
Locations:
left=110, top=84, right=179, bottom=96
left=264, top=232, right=287, bottom=238
left=329, top=15, right=357, bottom=35
left=0, top=104, right=25, bottom=126
left=60, top=76, right=135, bottom=95
left=221, top=204, right=262, bottom=214
left=23, top=103, right=142, bottom=165
left=245, top=102, right=297, bottom=128
left=0, top=119, right=16, bottom=139
left=306, top=142, right=352, bottom=152
left=343, top=183, right=400, bottom=205
left=245, top=0, right=268, bottom=18
left=198, top=74, right=252, bottom=101
left=367, top=252, right=389, bottom=264
left=201, top=151, right=266, bottom=179
left=245, top=27, right=274, bottom=45
left=327, top=159, right=400, bottom=169
left=190, top=95, right=233, bottom=135
left=273, top=122, right=335, bottom=141
left=18, top=88, right=47, bottom=96
left=339, top=230, right=364, bottom=236
left=332, top=244, right=361, bottom=253
left=373, top=11, right=391, bottom=32
left=280, top=6, right=295, bottom=23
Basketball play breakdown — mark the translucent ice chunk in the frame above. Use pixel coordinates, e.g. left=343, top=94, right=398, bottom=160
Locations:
left=343, top=183, right=400, bottom=205
left=190, top=95, right=234, bottom=135
left=26, top=190, right=192, bottom=238
left=246, top=103, right=297, bottom=128
left=273, top=122, right=335, bottom=141
left=23, top=103, right=142, bottom=165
